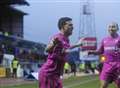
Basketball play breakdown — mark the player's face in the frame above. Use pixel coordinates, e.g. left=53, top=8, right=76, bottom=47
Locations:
left=63, top=21, right=73, bottom=36
left=108, top=23, right=118, bottom=36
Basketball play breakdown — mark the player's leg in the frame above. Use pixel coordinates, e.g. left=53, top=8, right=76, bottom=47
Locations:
left=100, top=80, right=109, bottom=88
left=14, top=68, right=17, bottom=78
left=114, top=62, right=120, bottom=88
left=39, top=71, right=48, bottom=88
left=114, top=79, right=120, bottom=88
left=49, top=75, right=63, bottom=88
left=13, top=68, right=16, bottom=78
left=55, top=77, right=63, bottom=88
left=100, top=62, right=114, bottom=88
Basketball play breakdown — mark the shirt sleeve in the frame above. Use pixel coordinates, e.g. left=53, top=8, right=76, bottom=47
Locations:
left=48, top=36, right=54, bottom=45
left=48, top=35, right=59, bottom=45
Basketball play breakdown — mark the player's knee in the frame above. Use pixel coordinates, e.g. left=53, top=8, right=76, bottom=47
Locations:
left=101, top=85, right=108, bottom=88
left=100, top=81, right=109, bottom=88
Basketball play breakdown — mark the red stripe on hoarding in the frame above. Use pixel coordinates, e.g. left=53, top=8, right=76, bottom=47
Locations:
left=83, top=37, right=96, bottom=41
left=81, top=46, right=96, bottom=50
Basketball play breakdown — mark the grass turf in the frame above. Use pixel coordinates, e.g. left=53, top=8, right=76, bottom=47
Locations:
left=1, top=75, right=115, bottom=88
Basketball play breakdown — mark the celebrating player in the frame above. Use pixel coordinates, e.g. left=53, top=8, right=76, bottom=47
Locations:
left=88, top=22, right=120, bottom=88
left=39, top=17, right=81, bottom=88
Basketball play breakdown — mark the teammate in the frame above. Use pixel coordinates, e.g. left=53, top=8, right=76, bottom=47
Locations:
left=89, top=22, right=120, bottom=88
left=39, top=17, right=81, bottom=88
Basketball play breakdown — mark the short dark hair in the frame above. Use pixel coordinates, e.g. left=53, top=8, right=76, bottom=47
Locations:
left=58, top=17, right=72, bottom=30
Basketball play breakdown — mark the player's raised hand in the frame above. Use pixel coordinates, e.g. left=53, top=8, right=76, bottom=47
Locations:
left=75, top=38, right=84, bottom=47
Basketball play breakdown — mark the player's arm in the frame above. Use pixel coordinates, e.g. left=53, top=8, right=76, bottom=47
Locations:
left=63, top=42, right=82, bottom=53
left=69, top=38, right=84, bottom=49
left=88, top=42, right=104, bottom=55
left=45, top=43, right=56, bottom=53
left=17, top=61, right=19, bottom=67
left=45, top=38, right=60, bottom=53
left=69, top=43, right=82, bottom=49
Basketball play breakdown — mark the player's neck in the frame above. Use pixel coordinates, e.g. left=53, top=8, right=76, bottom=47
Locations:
left=110, top=33, right=118, bottom=38
left=60, top=31, right=69, bottom=38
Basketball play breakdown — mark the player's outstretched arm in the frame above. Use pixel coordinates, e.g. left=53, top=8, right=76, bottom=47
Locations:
left=69, top=43, right=82, bottom=49
left=63, top=43, right=82, bottom=53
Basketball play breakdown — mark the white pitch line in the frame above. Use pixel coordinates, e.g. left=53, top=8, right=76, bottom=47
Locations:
left=63, top=78, right=98, bottom=88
